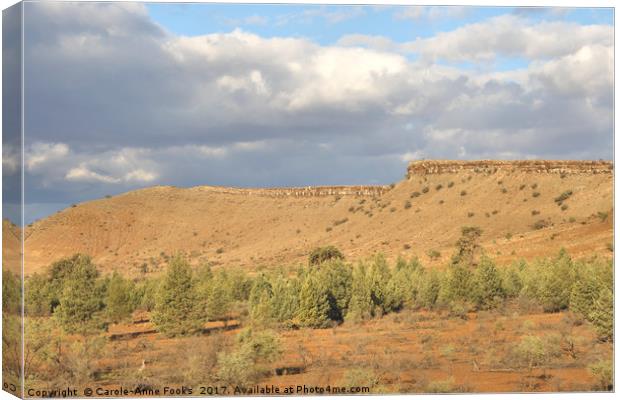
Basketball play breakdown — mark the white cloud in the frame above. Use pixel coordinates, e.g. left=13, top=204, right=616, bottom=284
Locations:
left=26, top=142, right=69, bottom=171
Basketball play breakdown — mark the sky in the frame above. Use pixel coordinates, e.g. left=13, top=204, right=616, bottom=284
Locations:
left=1, top=2, right=614, bottom=223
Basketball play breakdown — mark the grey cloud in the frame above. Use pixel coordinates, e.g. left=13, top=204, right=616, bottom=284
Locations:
left=18, top=2, right=613, bottom=220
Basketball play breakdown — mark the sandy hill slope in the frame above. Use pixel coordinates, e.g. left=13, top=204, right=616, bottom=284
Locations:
left=3, top=219, right=21, bottom=274
left=23, top=160, right=613, bottom=276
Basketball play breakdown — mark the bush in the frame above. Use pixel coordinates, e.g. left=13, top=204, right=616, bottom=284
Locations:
left=404, top=200, right=412, bottom=209
left=308, top=246, right=344, bottom=266
left=460, top=190, right=467, bottom=196
left=427, top=249, right=441, bottom=261
left=554, top=190, right=573, bottom=204
left=589, top=360, right=613, bottom=391
left=532, top=191, right=540, bottom=198
left=513, top=335, right=548, bottom=371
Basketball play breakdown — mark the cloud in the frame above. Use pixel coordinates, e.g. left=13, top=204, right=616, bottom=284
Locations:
left=395, top=6, right=469, bottom=21
left=19, top=2, right=613, bottom=210
left=404, top=15, right=612, bottom=62
left=26, top=142, right=69, bottom=171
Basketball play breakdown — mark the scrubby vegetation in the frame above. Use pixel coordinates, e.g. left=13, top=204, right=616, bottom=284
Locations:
left=10, top=229, right=613, bottom=393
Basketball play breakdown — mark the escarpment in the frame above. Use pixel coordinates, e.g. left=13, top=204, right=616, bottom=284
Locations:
left=21, top=160, right=613, bottom=276
left=406, top=160, right=613, bottom=178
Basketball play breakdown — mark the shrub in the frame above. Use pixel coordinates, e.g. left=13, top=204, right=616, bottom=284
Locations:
left=435, top=184, right=443, bottom=191
left=410, top=191, right=421, bottom=198
left=561, top=204, right=568, bottom=211
left=501, top=188, right=508, bottom=193
left=532, top=220, right=548, bottom=230
left=532, top=191, right=540, bottom=198
left=519, top=184, right=526, bottom=190
left=513, top=335, right=548, bottom=371
left=448, top=182, right=454, bottom=188
left=451, top=226, right=482, bottom=267
left=427, top=249, right=441, bottom=261
left=554, top=190, right=573, bottom=204
left=308, top=246, right=344, bottom=266
left=460, top=190, right=467, bottom=196
left=467, top=212, right=474, bottom=218
left=422, top=186, right=429, bottom=194
left=531, top=210, right=540, bottom=216
left=589, top=360, right=613, bottom=391
left=152, top=256, right=203, bottom=337
left=404, top=200, right=412, bottom=209
left=597, top=211, right=609, bottom=222
left=333, top=218, right=348, bottom=226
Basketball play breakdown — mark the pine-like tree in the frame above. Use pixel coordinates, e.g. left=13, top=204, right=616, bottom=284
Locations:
left=105, top=272, right=135, bottom=323
left=347, top=263, right=373, bottom=321
left=152, top=256, right=203, bottom=337
left=589, top=287, right=613, bottom=341
left=537, top=250, right=575, bottom=312
left=318, top=260, right=353, bottom=321
left=471, top=257, right=505, bottom=310
left=297, top=273, right=331, bottom=328
left=54, top=255, right=103, bottom=333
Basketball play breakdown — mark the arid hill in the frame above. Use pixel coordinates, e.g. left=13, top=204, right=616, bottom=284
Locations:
left=23, top=160, right=613, bottom=276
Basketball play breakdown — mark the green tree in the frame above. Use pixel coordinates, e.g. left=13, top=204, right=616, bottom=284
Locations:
left=347, top=263, right=373, bottom=321
left=318, top=260, right=353, bottom=321
left=417, top=268, right=441, bottom=309
left=54, top=255, right=103, bottom=333
left=471, top=257, right=505, bottom=310
left=297, top=273, right=331, bottom=328
left=451, top=226, right=483, bottom=267
left=152, top=256, right=203, bottom=337
left=537, top=250, right=575, bottom=312
left=589, top=287, right=613, bottom=341
left=205, top=272, right=232, bottom=323
left=249, top=274, right=274, bottom=324
left=308, top=246, right=344, bottom=266
left=269, top=276, right=300, bottom=323
left=105, top=272, right=135, bottom=323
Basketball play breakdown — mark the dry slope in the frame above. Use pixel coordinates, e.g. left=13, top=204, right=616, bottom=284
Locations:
left=23, top=160, right=613, bottom=276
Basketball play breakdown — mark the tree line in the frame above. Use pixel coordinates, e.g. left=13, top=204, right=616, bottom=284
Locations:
left=18, top=227, right=613, bottom=341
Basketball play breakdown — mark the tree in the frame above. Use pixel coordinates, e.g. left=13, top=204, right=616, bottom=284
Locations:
left=297, top=273, right=331, bottom=328
left=417, top=268, right=441, bottom=309
left=205, top=272, right=232, bottom=323
left=537, top=250, right=575, bottom=312
left=105, top=272, right=135, bottom=323
left=54, top=255, right=103, bottom=333
left=269, top=276, right=300, bottom=324
left=308, top=246, right=344, bottom=266
left=471, top=257, right=505, bottom=310
left=451, top=226, right=483, bottom=267
left=318, top=260, right=353, bottom=321
left=152, top=256, right=203, bottom=337
left=346, top=263, right=373, bottom=322
left=589, top=287, right=613, bottom=341
left=249, top=274, right=274, bottom=324
left=367, top=254, right=392, bottom=315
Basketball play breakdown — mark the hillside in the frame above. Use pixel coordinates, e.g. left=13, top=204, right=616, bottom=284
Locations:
left=23, top=160, right=613, bottom=276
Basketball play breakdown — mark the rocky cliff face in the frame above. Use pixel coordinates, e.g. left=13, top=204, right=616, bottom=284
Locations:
left=407, top=160, right=613, bottom=178
left=186, top=184, right=392, bottom=198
